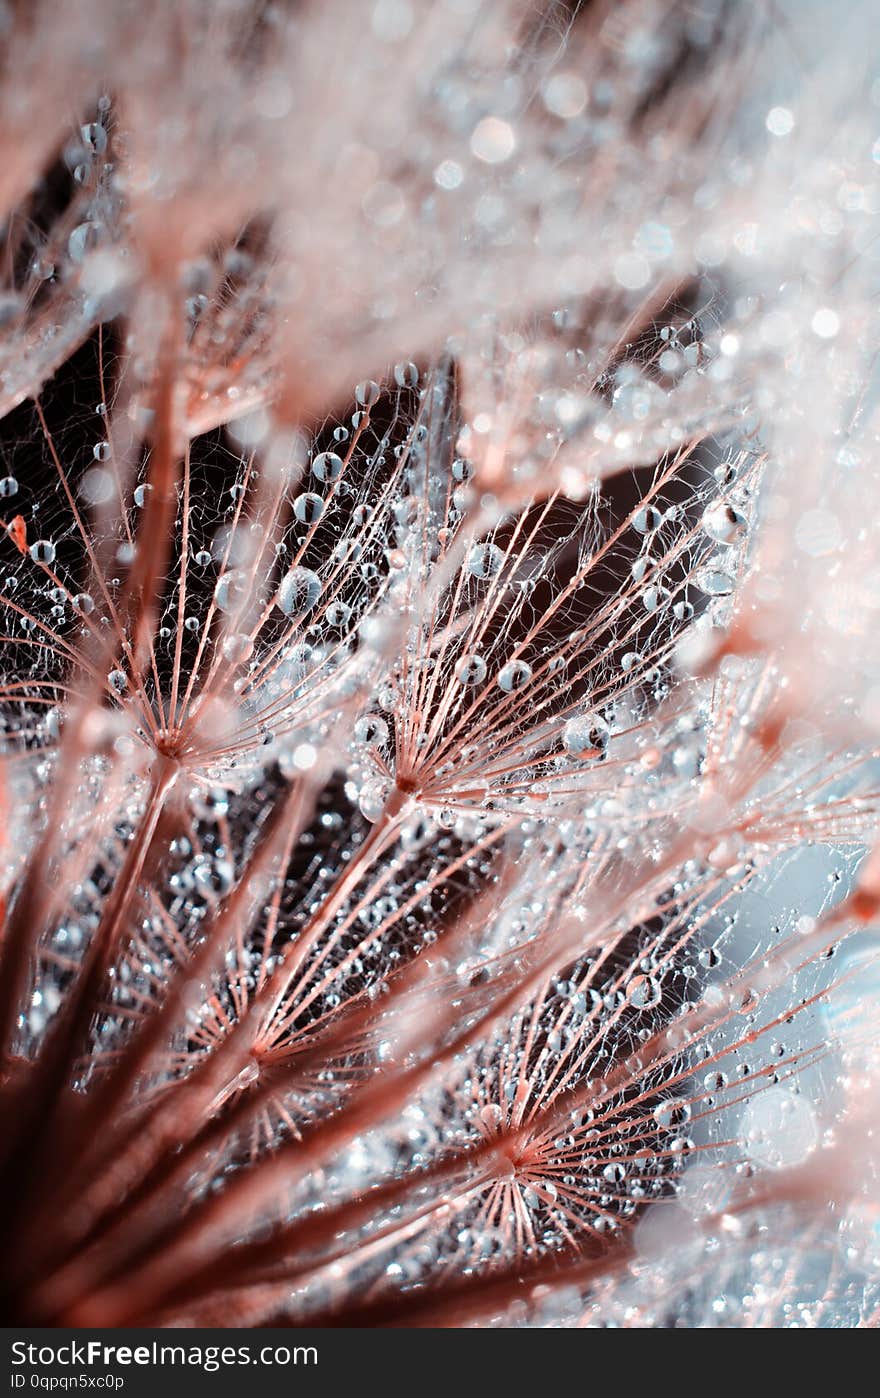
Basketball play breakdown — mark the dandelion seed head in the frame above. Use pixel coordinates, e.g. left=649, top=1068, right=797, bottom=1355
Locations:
left=0, top=0, right=878, bottom=1332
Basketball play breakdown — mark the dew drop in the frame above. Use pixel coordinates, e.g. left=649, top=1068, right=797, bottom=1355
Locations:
left=214, top=569, right=247, bottom=614
left=79, top=468, right=113, bottom=506
left=68, top=222, right=100, bottom=263
left=29, top=540, right=56, bottom=565
left=81, top=121, right=108, bottom=155
left=393, top=362, right=419, bottom=388
left=354, top=714, right=390, bottom=746
left=222, top=633, right=253, bottom=664
left=359, top=777, right=389, bottom=822
left=562, top=713, right=609, bottom=757
left=470, top=116, right=516, bottom=164
left=312, top=451, right=343, bottom=483
left=467, top=542, right=504, bottom=579
left=629, top=975, right=662, bottom=1010
left=653, top=1099, right=691, bottom=1130
left=277, top=565, right=322, bottom=617
left=293, top=491, right=325, bottom=525
left=355, top=380, right=380, bottom=408
left=696, top=566, right=735, bottom=597
left=326, top=600, right=352, bottom=627
left=642, top=583, right=670, bottom=613
left=455, top=653, right=487, bottom=685
left=634, top=506, right=663, bottom=534
left=742, top=1088, right=816, bottom=1170
left=703, top=502, right=746, bottom=545
left=497, top=659, right=532, bottom=693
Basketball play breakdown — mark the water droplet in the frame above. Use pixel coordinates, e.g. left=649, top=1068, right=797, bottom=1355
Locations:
left=696, top=566, right=735, bottom=597
left=629, top=975, right=662, bottom=1010
left=277, top=565, right=322, bottom=617
left=312, top=451, right=343, bottom=483
left=355, top=380, right=380, bottom=408
left=326, top=601, right=352, bottom=627
left=470, top=116, right=516, bottom=164
left=393, top=362, right=419, bottom=388
left=79, top=468, right=113, bottom=506
left=467, top=542, right=504, bottom=579
left=214, top=569, right=247, bottom=614
left=68, top=221, right=100, bottom=263
left=562, top=713, right=609, bottom=757
left=497, top=659, right=532, bottom=693
left=642, top=583, right=670, bottom=613
left=455, top=653, right=487, bottom=685
left=653, top=1099, right=691, bottom=1130
left=359, top=777, right=389, bottom=822
left=542, top=72, right=588, bottom=120
left=354, top=714, right=389, bottom=746
left=222, top=632, right=253, bottom=664
left=634, top=506, right=663, bottom=534
left=703, top=502, right=746, bottom=544
left=293, top=491, right=325, bottom=524
left=81, top=121, right=108, bottom=155
left=29, top=540, right=56, bottom=565
left=742, top=1088, right=816, bottom=1170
